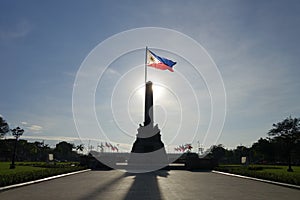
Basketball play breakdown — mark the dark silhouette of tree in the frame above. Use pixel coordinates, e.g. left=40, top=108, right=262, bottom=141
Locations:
left=210, top=144, right=226, bottom=163
left=10, top=127, right=24, bottom=169
left=268, top=116, right=300, bottom=172
left=54, top=141, right=78, bottom=161
left=0, top=116, right=9, bottom=138
left=0, top=139, right=50, bottom=162
left=223, top=149, right=234, bottom=164
left=234, top=145, right=250, bottom=164
left=251, top=138, right=275, bottom=164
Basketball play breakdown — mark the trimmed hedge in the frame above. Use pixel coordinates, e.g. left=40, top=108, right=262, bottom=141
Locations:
left=17, top=162, right=80, bottom=168
left=214, top=165, right=300, bottom=186
left=0, top=166, right=86, bottom=187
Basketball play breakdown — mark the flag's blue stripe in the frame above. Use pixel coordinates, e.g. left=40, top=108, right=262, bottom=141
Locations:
left=150, top=50, right=177, bottom=68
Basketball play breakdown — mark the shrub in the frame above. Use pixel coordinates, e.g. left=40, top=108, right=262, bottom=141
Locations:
left=0, top=166, right=86, bottom=187
left=214, top=165, right=300, bottom=185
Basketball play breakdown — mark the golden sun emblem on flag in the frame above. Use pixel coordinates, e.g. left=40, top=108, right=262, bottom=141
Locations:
left=150, top=56, right=155, bottom=62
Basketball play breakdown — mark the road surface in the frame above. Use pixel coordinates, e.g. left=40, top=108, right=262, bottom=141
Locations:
left=0, top=170, right=299, bottom=200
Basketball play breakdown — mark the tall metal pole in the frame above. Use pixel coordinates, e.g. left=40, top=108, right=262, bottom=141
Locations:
left=145, top=46, right=148, bottom=84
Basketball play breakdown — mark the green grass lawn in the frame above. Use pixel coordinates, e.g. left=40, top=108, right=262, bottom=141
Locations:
left=0, top=162, right=44, bottom=175
left=215, top=164, right=300, bottom=185
left=0, top=161, right=86, bottom=187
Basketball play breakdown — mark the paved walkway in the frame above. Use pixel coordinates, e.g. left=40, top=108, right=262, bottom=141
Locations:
left=0, top=170, right=299, bottom=200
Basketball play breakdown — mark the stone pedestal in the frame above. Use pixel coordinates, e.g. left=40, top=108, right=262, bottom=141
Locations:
left=131, top=124, right=164, bottom=153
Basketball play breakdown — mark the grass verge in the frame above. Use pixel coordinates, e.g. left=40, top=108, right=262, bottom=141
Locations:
left=214, top=164, right=300, bottom=186
left=0, top=162, right=86, bottom=187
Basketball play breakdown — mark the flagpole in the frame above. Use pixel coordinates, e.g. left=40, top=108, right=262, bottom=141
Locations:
left=145, top=46, right=148, bottom=84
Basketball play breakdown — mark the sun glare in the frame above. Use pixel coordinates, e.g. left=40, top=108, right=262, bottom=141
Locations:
left=137, top=83, right=164, bottom=102
left=153, top=84, right=164, bottom=102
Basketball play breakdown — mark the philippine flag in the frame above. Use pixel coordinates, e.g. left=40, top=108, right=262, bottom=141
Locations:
left=147, top=49, right=176, bottom=72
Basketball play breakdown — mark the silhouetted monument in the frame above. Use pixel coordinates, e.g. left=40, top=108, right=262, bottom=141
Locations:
left=128, top=81, right=168, bottom=171
left=131, top=81, right=165, bottom=153
left=89, top=81, right=215, bottom=171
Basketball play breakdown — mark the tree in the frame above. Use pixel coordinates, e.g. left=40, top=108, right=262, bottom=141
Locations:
left=0, top=139, right=52, bottom=162
left=251, top=138, right=275, bottom=164
left=10, top=127, right=24, bottom=169
left=54, top=141, right=78, bottom=161
left=0, top=116, right=9, bottom=139
left=210, top=144, right=226, bottom=163
left=268, top=116, right=300, bottom=172
left=55, top=141, right=74, bottom=153
left=234, top=145, right=250, bottom=164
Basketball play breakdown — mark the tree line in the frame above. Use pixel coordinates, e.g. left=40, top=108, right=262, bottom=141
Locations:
left=0, top=124, right=90, bottom=164
left=1, top=116, right=300, bottom=170
left=1, top=116, right=86, bottom=162
left=0, top=139, right=83, bottom=162
left=210, top=116, right=300, bottom=171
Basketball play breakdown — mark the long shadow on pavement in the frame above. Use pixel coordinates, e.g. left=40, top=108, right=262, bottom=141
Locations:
left=123, top=170, right=169, bottom=200
left=78, top=170, right=169, bottom=200
left=78, top=171, right=127, bottom=200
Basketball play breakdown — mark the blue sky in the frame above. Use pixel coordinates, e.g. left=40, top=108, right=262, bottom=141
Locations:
left=1, top=0, right=300, bottom=151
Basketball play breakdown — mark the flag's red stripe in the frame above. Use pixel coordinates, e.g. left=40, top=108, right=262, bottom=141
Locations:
left=148, top=63, right=174, bottom=72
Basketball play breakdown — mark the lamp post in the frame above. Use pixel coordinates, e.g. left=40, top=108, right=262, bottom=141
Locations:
left=10, top=127, right=24, bottom=169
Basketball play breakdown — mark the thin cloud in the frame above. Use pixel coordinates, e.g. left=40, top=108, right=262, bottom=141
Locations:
left=0, top=19, right=32, bottom=40
left=20, top=121, right=43, bottom=133
left=106, top=68, right=122, bottom=76
left=28, top=125, right=43, bottom=132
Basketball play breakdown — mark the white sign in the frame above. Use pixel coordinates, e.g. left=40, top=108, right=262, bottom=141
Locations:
left=49, top=154, right=54, bottom=161
left=241, top=157, right=247, bottom=164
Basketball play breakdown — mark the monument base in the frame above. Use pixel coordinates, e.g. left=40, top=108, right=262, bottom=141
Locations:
left=127, top=148, right=169, bottom=172
left=128, top=124, right=168, bottom=172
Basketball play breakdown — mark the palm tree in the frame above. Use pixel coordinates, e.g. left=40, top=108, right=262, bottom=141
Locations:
left=76, top=144, right=84, bottom=153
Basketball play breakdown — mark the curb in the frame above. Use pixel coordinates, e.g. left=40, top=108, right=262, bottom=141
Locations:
left=212, top=170, right=300, bottom=190
left=0, top=169, right=91, bottom=191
